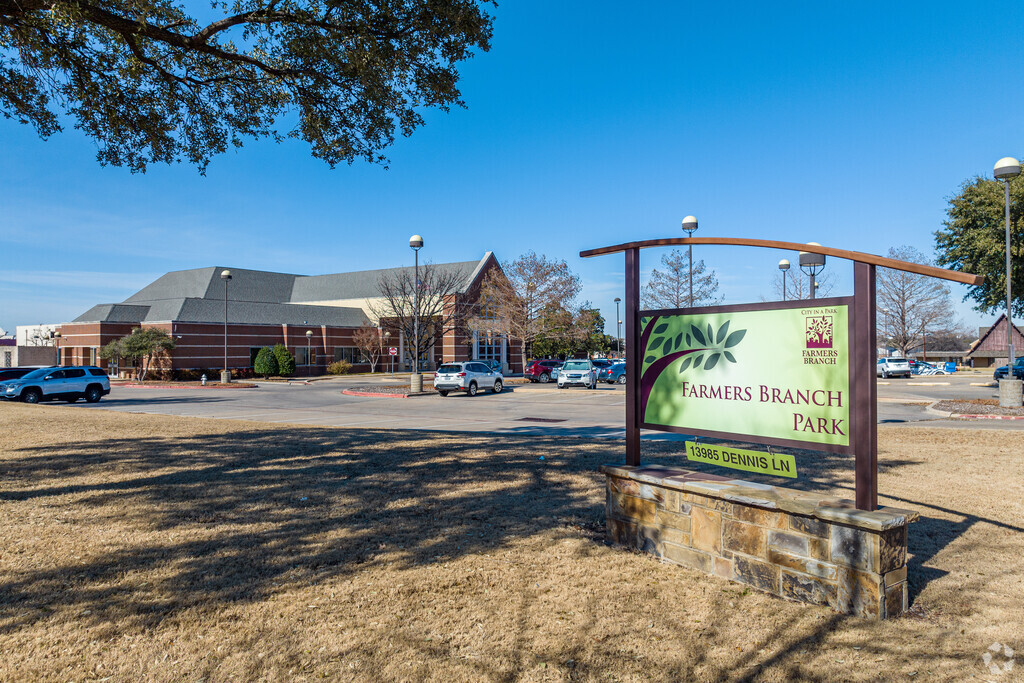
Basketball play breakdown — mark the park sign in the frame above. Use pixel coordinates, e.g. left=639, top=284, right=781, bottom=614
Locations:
left=640, top=298, right=853, bottom=453
left=581, top=236, right=984, bottom=510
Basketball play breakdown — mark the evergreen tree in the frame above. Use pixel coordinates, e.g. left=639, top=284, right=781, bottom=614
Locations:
left=273, top=344, right=296, bottom=376
left=254, top=347, right=279, bottom=379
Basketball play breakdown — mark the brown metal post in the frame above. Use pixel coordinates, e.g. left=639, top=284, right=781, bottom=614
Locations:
left=625, top=248, right=641, bottom=465
left=852, top=262, right=878, bottom=510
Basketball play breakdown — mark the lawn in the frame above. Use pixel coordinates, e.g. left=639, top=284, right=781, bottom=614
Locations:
left=0, top=404, right=1021, bottom=681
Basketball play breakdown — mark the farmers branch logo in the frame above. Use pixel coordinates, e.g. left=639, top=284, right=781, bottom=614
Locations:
left=805, top=315, right=833, bottom=349
left=982, top=642, right=1015, bottom=676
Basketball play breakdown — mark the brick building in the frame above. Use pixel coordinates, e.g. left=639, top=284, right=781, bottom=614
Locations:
left=56, top=253, right=519, bottom=378
left=964, top=313, right=1024, bottom=368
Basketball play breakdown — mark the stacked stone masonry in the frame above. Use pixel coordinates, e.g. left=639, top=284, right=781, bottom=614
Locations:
left=601, top=464, right=918, bottom=619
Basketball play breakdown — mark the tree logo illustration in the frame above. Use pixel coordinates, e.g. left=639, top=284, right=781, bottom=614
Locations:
left=805, top=315, right=833, bottom=349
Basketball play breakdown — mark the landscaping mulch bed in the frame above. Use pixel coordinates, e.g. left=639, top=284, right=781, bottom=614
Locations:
left=934, top=398, right=1024, bottom=416
left=1, top=406, right=1022, bottom=681
left=116, top=381, right=258, bottom=389
left=343, top=384, right=417, bottom=396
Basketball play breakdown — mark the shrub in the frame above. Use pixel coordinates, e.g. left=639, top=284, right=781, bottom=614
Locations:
left=273, top=343, right=296, bottom=376
left=327, top=360, right=352, bottom=375
left=253, top=346, right=279, bottom=378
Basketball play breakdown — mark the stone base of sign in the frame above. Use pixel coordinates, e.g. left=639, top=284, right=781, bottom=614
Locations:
left=998, top=379, right=1023, bottom=408
left=601, top=464, right=918, bottom=619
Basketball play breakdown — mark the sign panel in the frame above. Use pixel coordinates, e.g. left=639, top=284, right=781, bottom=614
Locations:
left=640, top=298, right=852, bottom=453
left=389, top=347, right=398, bottom=356
left=685, top=441, right=797, bottom=478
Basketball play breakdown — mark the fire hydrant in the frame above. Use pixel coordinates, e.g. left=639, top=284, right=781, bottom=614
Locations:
left=201, top=374, right=207, bottom=386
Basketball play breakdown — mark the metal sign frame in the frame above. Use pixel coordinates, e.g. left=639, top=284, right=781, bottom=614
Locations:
left=580, top=237, right=982, bottom=511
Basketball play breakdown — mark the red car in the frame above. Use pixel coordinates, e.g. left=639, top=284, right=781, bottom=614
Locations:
left=524, top=359, right=563, bottom=383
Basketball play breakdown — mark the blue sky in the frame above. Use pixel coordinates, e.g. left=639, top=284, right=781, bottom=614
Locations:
left=2, top=1, right=1022, bottom=336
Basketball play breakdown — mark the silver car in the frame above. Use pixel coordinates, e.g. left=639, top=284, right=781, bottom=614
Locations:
left=876, top=357, right=911, bottom=378
left=557, top=359, right=597, bottom=389
left=2, top=366, right=111, bottom=403
left=433, top=361, right=503, bottom=397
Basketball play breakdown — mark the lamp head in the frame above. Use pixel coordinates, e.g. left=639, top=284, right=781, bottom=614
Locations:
left=778, top=259, right=790, bottom=271
left=994, top=157, right=1021, bottom=180
left=681, top=216, right=698, bottom=234
left=409, top=234, right=424, bottom=249
left=614, top=297, right=621, bottom=303
left=220, top=269, right=232, bottom=280
left=306, top=330, right=313, bottom=338
left=799, top=242, right=826, bottom=268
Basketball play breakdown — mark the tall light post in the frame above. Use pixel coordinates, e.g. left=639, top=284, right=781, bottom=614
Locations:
left=682, top=216, right=698, bottom=306
left=385, top=331, right=393, bottom=375
left=306, top=330, right=313, bottom=377
left=614, top=297, right=622, bottom=356
left=53, top=330, right=62, bottom=366
left=778, top=259, right=790, bottom=301
left=409, top=234, right=424, bottom=392
left=220, top=269, right=232, bottom=383
left=799, top=243, right=826, bottom=300
left=995, top=156, right=1022, bottom=407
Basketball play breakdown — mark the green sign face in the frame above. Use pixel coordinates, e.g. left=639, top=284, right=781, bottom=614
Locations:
left=686, top=441, right=797, bottom=478
left=641, top=301, right=851, bottom=452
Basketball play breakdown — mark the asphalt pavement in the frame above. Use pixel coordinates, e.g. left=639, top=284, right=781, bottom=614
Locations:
left=53, top=371, right=1023, bottom=437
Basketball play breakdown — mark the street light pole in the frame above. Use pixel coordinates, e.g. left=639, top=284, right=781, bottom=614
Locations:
left=409, top=235, right=424, bottom=392
left=614, top=297, right=621, bottom=357
left=220, top=270, right=232, bottom=383
left=682, top=216, right=698, bottom=306
left=778, top=259, right=790, bottom=301
left=995, top=157, right=1022, bottom=407
left=799, top=244, right=825, bottom=300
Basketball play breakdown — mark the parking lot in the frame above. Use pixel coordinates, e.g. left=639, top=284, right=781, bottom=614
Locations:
left=52, top=372, right=1023, bottom=436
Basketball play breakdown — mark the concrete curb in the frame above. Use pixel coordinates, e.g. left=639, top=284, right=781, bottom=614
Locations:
left=118, top=383, right=258, bottom=389
left=949, top=413, right=1024, bottom=420
left=341, top=389, right=433, bottom=398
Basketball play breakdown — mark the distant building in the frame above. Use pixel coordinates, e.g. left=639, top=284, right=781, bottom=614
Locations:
left=56, top=253, right=518, bottom=378
left=964, top=313, right=1024, bottom=368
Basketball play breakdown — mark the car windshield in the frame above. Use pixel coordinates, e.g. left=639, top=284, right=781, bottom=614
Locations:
left=19, top=367, right=55, bottom=380
left=437, top=365, right=462, bottom=373
left=563, top=361, right=590, bottom=371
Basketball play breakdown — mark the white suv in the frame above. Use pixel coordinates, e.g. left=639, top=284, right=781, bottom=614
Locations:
left=433, top=361, right=503, bottom=397
left=876, top=358, right=911, bottom=379
left=557, top=359, right=597, bottom=389
left=1, top=366, right=111, bottom=403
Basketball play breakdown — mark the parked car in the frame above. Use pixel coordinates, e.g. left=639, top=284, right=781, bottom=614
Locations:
left=525, top=359, right=564, bottom=383
left=557, top=359, right=598, bottom=389
left=993, top=358, right=1024, bottom=380
left=433, top=361, right=503, bottom=397
left=599, top=362, right=626, bottom=384
left=0, top=367, right=34, bottom=383
left=876, top=358, right=911, bottom=379
left=2, top=366, right=111, bottom=403
left=912, top=361, right=948, bottom=376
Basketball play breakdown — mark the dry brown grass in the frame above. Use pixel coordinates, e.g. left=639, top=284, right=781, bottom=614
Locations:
left=0, top=404, right=1021, bottom=682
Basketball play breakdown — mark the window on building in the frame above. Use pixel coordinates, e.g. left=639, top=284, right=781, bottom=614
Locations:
left=297, top=347, right=317, bottom=365
left=333, top=347, right=360, bottom=364
left=88, top=347, right=97, bottom=366
left=477, top=335, right=502, bottom=363
left=3, top=351, right=10, bottom=367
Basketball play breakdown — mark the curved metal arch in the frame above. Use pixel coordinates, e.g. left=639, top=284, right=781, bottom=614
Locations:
left=580, top=237, right=983, bottom=286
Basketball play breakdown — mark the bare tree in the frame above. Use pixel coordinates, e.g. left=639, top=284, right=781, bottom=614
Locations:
left=352, top=323, right=384, bottom=374
left=767, top=269, right=836, bottom=301
left=468, top=252, right=581, bottom=372
left=876, top=246, right=959, bottom=357
left=642, top=249, right=720, bottom=309
left=369, top=263, right=469, bottom=371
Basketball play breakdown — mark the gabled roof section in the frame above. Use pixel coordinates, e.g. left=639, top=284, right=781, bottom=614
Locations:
left=289, top=254, right=490, bottom=303
left=73, top=303, right=152, bottom=323
left=966, top=313, right=1024, bottom=357
left=125, top=266, right=299, bottom=304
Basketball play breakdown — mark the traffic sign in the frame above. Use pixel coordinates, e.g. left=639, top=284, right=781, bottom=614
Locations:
left=389, top=347, right=398, bottom=356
